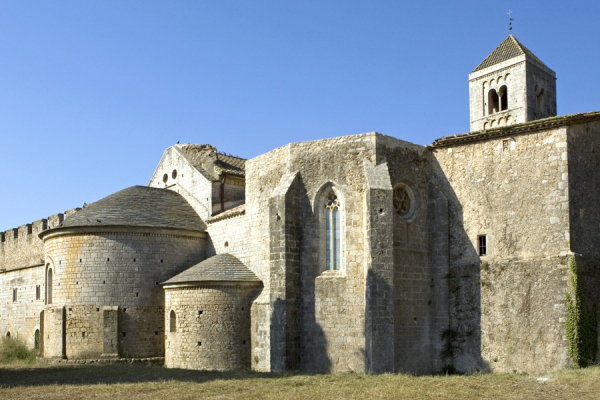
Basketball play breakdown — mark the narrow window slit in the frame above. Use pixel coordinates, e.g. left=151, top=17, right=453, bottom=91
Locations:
left=478, top=235, right=487, bottom=256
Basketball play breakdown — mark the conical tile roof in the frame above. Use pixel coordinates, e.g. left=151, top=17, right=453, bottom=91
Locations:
left=163, top=253, right=261, bottom=286
left=44, top=186, right=205, bottom=234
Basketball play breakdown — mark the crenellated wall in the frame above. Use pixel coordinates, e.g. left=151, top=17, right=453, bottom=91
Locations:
left=0, top=209, right=82, bottom=272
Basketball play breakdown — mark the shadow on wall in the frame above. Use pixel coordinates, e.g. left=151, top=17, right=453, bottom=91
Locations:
left=429, top=156, right=490, bottom=373
left=364, top=268, right=392, bottom=373
left=271, top=297, right=331, bottom=372
left=293, top=176, right=332, bottom=373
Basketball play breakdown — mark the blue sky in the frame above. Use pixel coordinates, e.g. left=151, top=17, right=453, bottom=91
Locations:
left=1, top=1, right=599, bottom=231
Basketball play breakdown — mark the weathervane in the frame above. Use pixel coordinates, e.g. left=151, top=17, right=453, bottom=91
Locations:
left=508, top=10, right=514, bottom=32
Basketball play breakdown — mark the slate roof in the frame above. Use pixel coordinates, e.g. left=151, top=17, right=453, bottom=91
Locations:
left=50, top=186, right=205, bottom=232
left=163, top=253, right=261, bottom=285
left=473, top=35, right=550, bottom=72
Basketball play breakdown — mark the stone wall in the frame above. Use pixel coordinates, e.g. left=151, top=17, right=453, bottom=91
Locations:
left=378, top=135, right=449, bottom=374
left=165, top=285, right=257, bottom=370
left=42, top=228, right=206, bottom=358
left=0, top=213, right=69, bottom=272
left=243, top=134, right=379, bottom=372
left=207, top=212, right=252, bottom=264
left=567, top=119, right=600, bottom=362
left=149, top=146, right=214, bottom=220
left=0, top=265, right=45, bottom=348
left=479, top=257, right=570, bottom=372
left=432, top=126, right=571, bottom=372
left=526, top=63, right=557, bottom=121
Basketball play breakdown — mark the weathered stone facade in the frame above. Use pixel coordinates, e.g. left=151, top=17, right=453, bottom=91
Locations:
left=1, top=35, right=599, bottom=374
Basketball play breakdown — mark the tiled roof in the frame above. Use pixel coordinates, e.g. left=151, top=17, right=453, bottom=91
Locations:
left=430, top=110, right=600, bottom=148
left=48, top=186, right=205, bottom=232
left=473, top=35, right=549, bottom=72
left=163, top=253, right=261, bottom=285
left=207, top=204, right=246, bottom=223
left=215, top=153, right=246, bottom=177
left=175, top=144, right=245, bottom=180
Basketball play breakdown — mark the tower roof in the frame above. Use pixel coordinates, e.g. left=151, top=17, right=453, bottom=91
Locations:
left=473, top=35, right=550, bottom=72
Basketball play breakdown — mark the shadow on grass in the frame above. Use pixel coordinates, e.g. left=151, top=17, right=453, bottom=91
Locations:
left=0, top=363, right=291, bottom=388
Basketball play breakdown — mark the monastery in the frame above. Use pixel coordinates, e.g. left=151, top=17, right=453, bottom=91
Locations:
left=1, top=35, right=599, bottom=373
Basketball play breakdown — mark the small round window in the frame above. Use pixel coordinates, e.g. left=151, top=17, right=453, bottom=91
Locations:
left=393, top=183, right=416, bottom=220
left=172, top=169, right=177, bottom=179
left=162, top=173, right=168, bottom=183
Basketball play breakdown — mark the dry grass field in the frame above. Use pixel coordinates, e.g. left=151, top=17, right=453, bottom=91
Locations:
left=1, top=362, right=600, bottom=400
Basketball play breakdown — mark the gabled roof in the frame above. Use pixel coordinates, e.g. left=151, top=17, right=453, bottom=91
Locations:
left=175, top=144, right=246, bottom=180
left=163, top=253, right=261, bottom=286
left=215, top=153, right=246, bottom=177
left=473, top=35, right=550, bottom=72
left=41, top=186, right=206, bottom=235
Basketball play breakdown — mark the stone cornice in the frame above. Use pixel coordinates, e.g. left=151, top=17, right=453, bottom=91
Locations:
left=40, top=225, right=207, bottom=241
left=0, top=263, right=44, bottom=274
left=207, top=205, right=246, bottom=223
left=162, top=280, right=262, bottom=289
left=430, top=111, right=600, bottom=148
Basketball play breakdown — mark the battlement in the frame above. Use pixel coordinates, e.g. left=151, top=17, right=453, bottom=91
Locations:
left=0, top=208, right=81, bottom=271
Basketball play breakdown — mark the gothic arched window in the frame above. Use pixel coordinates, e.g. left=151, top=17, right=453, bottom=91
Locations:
left=316, top=184, right=344, bottom=273
left=325, top=193, right=341, bottom=270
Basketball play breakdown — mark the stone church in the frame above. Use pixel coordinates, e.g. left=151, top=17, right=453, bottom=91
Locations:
left=2, top=35, right=600, bottom=374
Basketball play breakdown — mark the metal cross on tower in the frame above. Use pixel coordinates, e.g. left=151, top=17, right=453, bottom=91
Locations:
left=508, top=10, right=514, bottom=31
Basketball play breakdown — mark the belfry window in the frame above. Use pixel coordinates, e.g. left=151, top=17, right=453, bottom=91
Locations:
left=488, top=89, right=499, bottom=114
left=499, top=85, right=508, bottom=111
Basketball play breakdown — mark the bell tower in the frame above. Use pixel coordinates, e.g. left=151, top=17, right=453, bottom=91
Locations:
left=469, top=35, right=556, bottom=131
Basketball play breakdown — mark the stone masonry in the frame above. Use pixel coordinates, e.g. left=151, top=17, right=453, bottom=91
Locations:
left=1, top=35, right=600, bottom=374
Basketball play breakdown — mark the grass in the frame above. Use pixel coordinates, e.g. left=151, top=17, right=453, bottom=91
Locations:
left=1, top=363, right=600, bottom=399
left=0, top=337, right=37, bottom=364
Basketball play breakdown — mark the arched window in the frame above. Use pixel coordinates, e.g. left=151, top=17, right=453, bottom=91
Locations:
left=170, top=310, right=177, bottom=332
left=316, top=184, right=344, bottom=272
left=46, top=267, right=53, bottom=305
left=325, top=193, right=341, bottom=270
left=488, top=89, right=499, bottom=114
left=499, top=85, right=508, bottom=111
left=34, top=329, right=40, bottom=350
